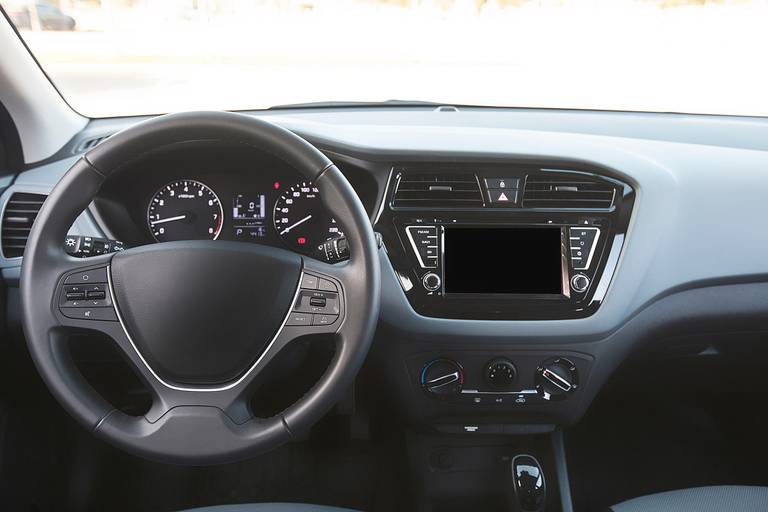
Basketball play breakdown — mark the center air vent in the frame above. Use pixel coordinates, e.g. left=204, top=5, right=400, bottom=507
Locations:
left=392, top=173, right=483, bottom=208
left=523, top=174, right=616, bottom=209
left=2, top=192, right=47, bottom=258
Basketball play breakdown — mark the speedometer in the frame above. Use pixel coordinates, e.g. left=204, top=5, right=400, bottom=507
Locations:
left=147, top=180, right=223, bottom=242
left=273, top=181, right=342, bottom=253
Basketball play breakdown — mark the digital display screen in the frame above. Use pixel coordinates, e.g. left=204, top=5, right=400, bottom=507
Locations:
left=444, top=227, right=563, bottom=295
left=232, top=193, right=267, bottom=239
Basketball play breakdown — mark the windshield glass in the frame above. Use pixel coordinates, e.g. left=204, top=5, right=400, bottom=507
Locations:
left=2, top=0, right=767, bottom=118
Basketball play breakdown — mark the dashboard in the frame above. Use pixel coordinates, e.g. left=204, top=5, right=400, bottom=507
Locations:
left=4, top=107, right=768, bottom=432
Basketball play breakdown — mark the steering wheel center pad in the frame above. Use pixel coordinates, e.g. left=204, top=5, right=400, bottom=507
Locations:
left=110, top=240, right=302, bottom=385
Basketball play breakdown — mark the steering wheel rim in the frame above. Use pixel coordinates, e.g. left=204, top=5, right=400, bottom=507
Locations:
left=19, top=111, right=381, bottom=465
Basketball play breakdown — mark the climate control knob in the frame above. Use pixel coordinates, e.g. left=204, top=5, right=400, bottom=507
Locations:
left=535, top=357, right=578, bottom=401
left=421, top=358, right=464, bottom=395
left=422, top=272, right=441, bottom=292
left=485, top=358, right=517, bottom=390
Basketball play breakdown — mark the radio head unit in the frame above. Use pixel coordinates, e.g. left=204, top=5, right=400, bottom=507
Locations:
left=377, top=164, right=634, bottom=320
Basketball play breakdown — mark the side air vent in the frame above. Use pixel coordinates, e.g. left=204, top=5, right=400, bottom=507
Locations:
left=74, top=133, right=112, bottom=154
left=2, top=192, right=47, bottom=258
left=523, top=174, right=616, bottom=209
left=392, top=173, right=483, bottom=208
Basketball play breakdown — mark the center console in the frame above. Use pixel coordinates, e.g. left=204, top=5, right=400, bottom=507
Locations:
left=373, top=162, right=634, bottom=430
left=378, top=163, right=633, bottom=320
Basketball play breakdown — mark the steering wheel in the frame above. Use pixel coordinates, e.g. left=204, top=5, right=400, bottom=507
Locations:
left=19, top=111, right=381, bottom=465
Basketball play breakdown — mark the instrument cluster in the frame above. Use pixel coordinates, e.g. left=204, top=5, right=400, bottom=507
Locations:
left=144, top=176, right=344, bottom=262
left=91, top=145, right=379, bottom=264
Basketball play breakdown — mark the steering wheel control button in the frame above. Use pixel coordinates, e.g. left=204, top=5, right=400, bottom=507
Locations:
left=422, top=272, right=441, bottom=292
left=300, top=274, right=319, bottom=290
left=318, top=277, right=338, bottom=292
left=65, top=290, right=86, bottom=301
left=293, top=290, right=340, bottom=315
left=86, top=289, right=106, bottom=300
left=60, top=307, right=118, bottom=322
left=485, top=358, right=518, bottom=391
left=286, top=312, right=312, bottom=326
left=309, top=296, right=327, bottom=308
left=570, top=273, right=590, bottom=293
left=313, top=314, right=338, bottom=326
left=64, top=266, right=108, bottom=284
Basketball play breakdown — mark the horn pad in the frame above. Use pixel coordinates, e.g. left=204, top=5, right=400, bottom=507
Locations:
left=110, top=241, right=302, bottom=385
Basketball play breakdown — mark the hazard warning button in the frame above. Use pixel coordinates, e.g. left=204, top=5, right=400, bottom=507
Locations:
left=488, top=188, right=520, bottom=205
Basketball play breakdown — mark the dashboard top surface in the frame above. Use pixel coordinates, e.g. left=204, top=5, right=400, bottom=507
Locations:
left=5, top=107, right=768, bottom=343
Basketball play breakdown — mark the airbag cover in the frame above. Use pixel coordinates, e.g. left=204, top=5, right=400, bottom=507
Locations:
left=110, top=241, right=301, bottom=385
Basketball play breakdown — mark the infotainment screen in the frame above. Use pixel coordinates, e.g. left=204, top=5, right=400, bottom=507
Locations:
left=443, top=227, right=563, bottom=295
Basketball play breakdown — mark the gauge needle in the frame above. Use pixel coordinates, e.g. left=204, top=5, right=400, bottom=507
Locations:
left=151, top=215, right=187, bottom=226
left=280, top=214, right=312, bottom=235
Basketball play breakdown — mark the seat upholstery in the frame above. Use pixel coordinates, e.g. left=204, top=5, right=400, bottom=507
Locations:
left=181, top=504, right=360, bottom=512
left=611, top=486, right=768, bottom=512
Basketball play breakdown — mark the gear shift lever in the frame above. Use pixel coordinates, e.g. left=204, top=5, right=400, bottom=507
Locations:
left=510, top=454, right=546, bottom=512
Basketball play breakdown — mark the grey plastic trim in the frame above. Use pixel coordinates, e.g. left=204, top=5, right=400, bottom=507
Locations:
left=107, top=265, right=303, bottom=392
left=0, top=14, right=86, bottom=163
left=552, top=430, right=575, bottom=512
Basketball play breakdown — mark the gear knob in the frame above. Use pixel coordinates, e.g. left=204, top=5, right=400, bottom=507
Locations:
left=510, top=454, right=546, bottom=512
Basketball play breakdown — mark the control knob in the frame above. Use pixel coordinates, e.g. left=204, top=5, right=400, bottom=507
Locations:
left=485, top=358, right=517, bottom=391
left=422, top=272, right=441, bottom=292
left=421, top=358, right=464, bottom=395
left=535, top=357, right=578, bottom=401
left=570, top=273, right=590, bottom=293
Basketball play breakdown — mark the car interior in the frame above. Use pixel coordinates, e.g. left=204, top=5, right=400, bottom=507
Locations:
left=2, top=2, right=768, bottom=512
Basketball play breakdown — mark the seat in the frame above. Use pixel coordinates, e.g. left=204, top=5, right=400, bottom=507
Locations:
left=181, top=504, right=359, bottom=512
left=611, top=486, right=768, bottom=512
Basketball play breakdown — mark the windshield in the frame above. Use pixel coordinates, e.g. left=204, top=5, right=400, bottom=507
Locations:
left=2, top=0, right=767, bottom=118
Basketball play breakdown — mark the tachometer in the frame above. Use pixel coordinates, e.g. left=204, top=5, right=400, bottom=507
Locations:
left=147, top=180, right=223, bottom=242
left=273, top=181, right=342, bottom=253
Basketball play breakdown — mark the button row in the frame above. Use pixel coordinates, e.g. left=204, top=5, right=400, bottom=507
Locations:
left=60, top=284, right=111, bottom=307
left=64, top=235, right=124, bottom=258
left=484, top=177, right=521, bottom=206
left=406, top=225, right=438, bottom=269
left=286, top=311, right=339, bottom=326
left=568, top=227, right=600, bottom=270
left=452, top=389, right=543, bottom=406
left=300, top=273, right=338, bottom=292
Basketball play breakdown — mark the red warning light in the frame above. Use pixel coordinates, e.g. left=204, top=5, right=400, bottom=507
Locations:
left=297, top=237, right=306, bottom=245
left=273, top=181, right=280, bottom=190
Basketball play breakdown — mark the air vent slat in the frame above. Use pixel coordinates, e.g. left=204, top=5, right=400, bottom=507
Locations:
left=522, top=174, right=616, bottom=209
left=2, top=192, right=47, bottom=258
left=393, top=172, right=483, bottom=208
